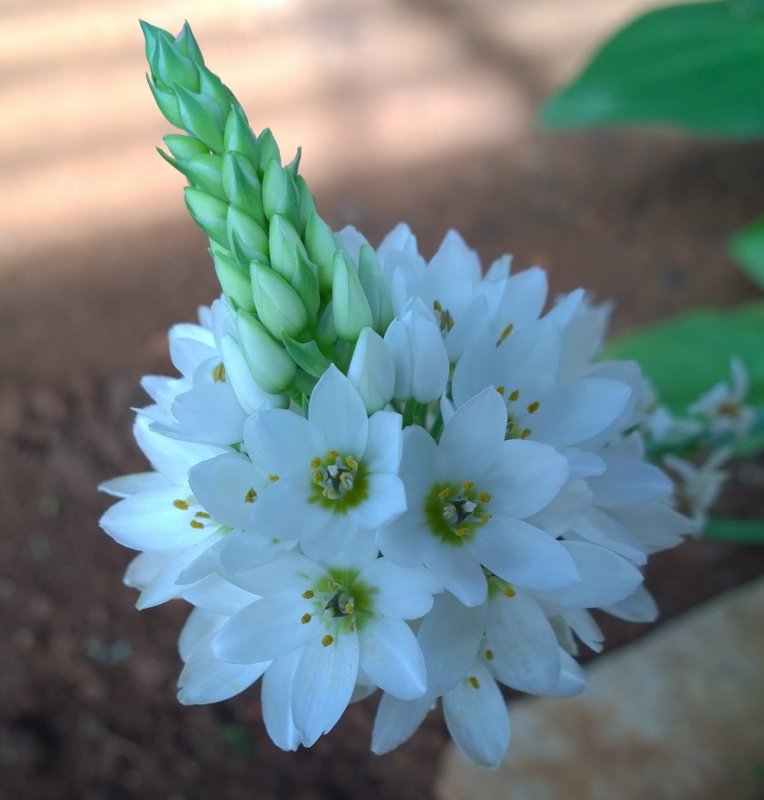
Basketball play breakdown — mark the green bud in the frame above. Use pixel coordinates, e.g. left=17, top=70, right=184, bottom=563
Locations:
left=285, top=147, right=301, bottom=177
left=222, top=152, right=265, bottom=226
left=227, top=206, right=269, bottom=267
left=262, top=159, right=300, bottom=226
left=256, top=129, right=281, bottom=175
left=316, top=301, right=337, bottom=351
left=305, top=210, right=337, bottom=292
left=251, top=262, right=308, bottom=341
left=295, top=175, right=317, bottom=235
left=224, top=105, right=259, bottom=165
left=236, top=310, right=297, bottom=394
left=332, top=251, right=374, bottom=341
left=211, top=249, right=255, bottom=312
left=268, top=214, right=308, bottom=283
left=184, top=187, right=229, bottom=247
left=139, top=20, right=163, bottom=71
left=175, top=21, right=205, bottom=66
left=166, top=153, right=225, bottom=201
left=290, top=249, right=320, bottom=324
left=283, top=336, right=331, bottom=379
left=175, top=84, right=225, bottom=154
left=163, top=134, right=208, bottom=159
left=147, top=76, right=183, bottom=128
left=358, top=243, right=394, bottom=331
left=198, top=69, right=234, bottom=121
left=156, top=35, right=199, bottom=92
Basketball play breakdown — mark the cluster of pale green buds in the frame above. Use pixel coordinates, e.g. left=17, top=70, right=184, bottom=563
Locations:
left=142, top=22, right=393, bottom=401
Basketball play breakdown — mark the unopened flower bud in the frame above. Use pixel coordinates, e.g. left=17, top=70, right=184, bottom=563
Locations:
left=290, top=249, right=320, bottom=323
left=147, top=78, right=183, bottom=128
left=384, top=299, right=449, bottom=403
left=156, top=34, right=199, bottom=91
left=175, top=84, right=226, bottom=154
left=347, top=327, right=395, bottom=413
left=251, top=262, right=309, bottom=341
left=332, top=251, right=374, bottom=342
left=174, top=21, right=205, bottom=66
left=305, top=210, right=337, bottom=292
left=256, top=129, right=281, bottom=175
left=262, top=159, right=300, bottom=226
left=227, top=206, right=269, bottom=267
left=236, top=310, right=296, bottom=393
left=295, top=174, right=317, bottom=233
left=184, top=187, right=228, bottom=247
left=358, top=243, right=394, bottom=332
left=269, top=214, right=308, bottom=283
left=223, top=105, right=260, bottom=165
left=169, top=153, right=225, bottom=201
left=212, top=250, right=255, bottom=313
left=163, top=134, right=209, bottom=159
left=222, top=151, right=265, bottom=226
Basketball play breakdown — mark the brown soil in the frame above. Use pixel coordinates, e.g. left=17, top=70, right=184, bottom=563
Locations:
left=2, top=3, right=763, bottom=798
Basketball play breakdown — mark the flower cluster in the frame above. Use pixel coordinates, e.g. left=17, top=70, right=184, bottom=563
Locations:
left=99, top=22, right=693, bottom=767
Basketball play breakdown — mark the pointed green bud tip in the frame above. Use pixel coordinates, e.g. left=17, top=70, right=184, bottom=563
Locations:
left=256, top=129, right=281, bottom=175
left=174, top=84, right=226, bottom=154
left=224, top=105, right=259, bottom=164
left=184, top=187, right=229, bottom=247
left=359, top=243, right=394, bottom=332
left=212, top=250, right=255, bottom=312
left=251, top=262, right=309, bottom=341
left=222, top=151, right=264, bottom=225
left=332, top=251, right=374, bottom=342
left=347, top=327, right=395, bottom=413
left=163, top=133, right=209, bottom=159
left=305, top=211, right=337, bottom=292
left=176, top=21, right=205, bottom=66
left=156, top=34, right=199, bottom=92
left=269, top=214, right=307, bottom=283
left=262, top=159, right=299, bottom=226
left=236, top=310, right=297, bottom=394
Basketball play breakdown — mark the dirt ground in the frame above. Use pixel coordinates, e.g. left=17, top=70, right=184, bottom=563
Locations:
left=2, top=2, right=763, bottom=799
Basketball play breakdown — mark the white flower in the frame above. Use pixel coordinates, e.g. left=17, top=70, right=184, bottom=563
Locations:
left=243, top=365, right=407, bottom=560
left=378, top=387, right=580, bottom=606
left=211, top=536, right=441, bottom=748
left=663, top=447, right=730, bottom=530
left=689, top=356, right=755, bottom=439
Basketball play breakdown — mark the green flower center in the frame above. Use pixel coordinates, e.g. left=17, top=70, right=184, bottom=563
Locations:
left=300, top=568, right=377, bottom=638
left=424, top=480, right=492, bottom=546
left=309, top=450, right=368, bottom=512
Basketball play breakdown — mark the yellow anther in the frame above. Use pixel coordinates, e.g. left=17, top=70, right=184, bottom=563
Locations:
left=310, top=457, right=322, bottom=469
left=268, top=474, right=280, bottom=482
left=504, top=586, right=516, bottom=598
left=345, top=456, right=358, bottom=471
left=496, top=385, right=505, bottom=395
left=244, top=488, right=257, bottom=503
left=173, top=499, right=189, bottom=510
left=300, top=613, right=312, bottom=624
left=190, top=520, right=204, bottom=529
left=438, top=487, right=453, bottom=500
left=468, top=676, right=480, bottom=689
left=321, top=634, right=334, bottom=647
left=520, top=428, right=531, bottom=439
left=463, top=480, right=474, bottom=491
left=484, top=649, right=494, bottom=661
left=433, top=300, right=443, bottom=312
left=302, top=589, right=315, bottom=599
left=481, top=514, right=491, bottom=524
left=328, top=581, right=339, bottom=591
left=527, top=401, right=540, bottom=414
left=478, top=491, right=491, bottom=504
left=327, top=450, right=340, bottom=460
left=211, top=362, right=226, bottom=382
left=496, top=323, right=514, bottom=346
left=344, top=600, right=354, bottom=615
left=509, top=389, right=520, bottom=402
left=312, top=470, right=323, bottom=484
left=455, top=526, right=470, bottom=537
left=195, top=511, right=211, bottom=519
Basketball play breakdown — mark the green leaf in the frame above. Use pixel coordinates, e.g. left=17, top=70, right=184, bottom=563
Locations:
left=704, top=517, right=764, bottom=544
left=729, top=217, right=764, bottom=289
left=541, top=2, right=764, bottom=137
left=283, top=336, right=331, bottom=378
left=604, top=301, right=764, bottom=413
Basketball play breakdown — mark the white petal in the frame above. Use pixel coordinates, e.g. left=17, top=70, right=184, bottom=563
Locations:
left=170, top=383, right=247, bottom=446
left=484, top=439, right=569, bottom=520
left=423, top=541, right=487, bottom=607
left=372, top=692, right=434, bottom=755
left=608, top=503, right=693, bottom=553
left=291, top=630, right=360, bottom=745
left=486, top=591, right=560, bottom=694
left=527, top=478, right=592, bottom=537
left=309, top=365, right=369, bottom=456
left=443, top=664, right=510, bottom=768
left=226, top=551, right=321, bottom=595
left=359, top=559, right=441, bottom=619
left=213, top=597, right=315, bottom=663
left=217, top=530, right=297, bottom=577
left=471, top=517, right=579, bottom=591
left=538, top=541, right=643, bottom=607
left=417, top=592, right=486, bottom=696
left=100, top=487, right=213, bottom=552
left=247, top=475, right=331, bottom=543
left=99, top=471, right=169, bottom=498
left=602, top=584, right=659, bottom=623
left=544, top=648, right=587, bottom=697
left=589, top=456, right=673, bottom=507
left=262, top=650, right=303, bottom=751
left=178, top=645, right=266, bottom=704
left=188, top=453, right=263, bottom=530
left=220, top=333, right=287, bottom=415
left=243, top=409, right=322, bottom=477
left=352, top=472, right=407, bottom=529
left=572, top=507, right=648, bottom=565
left=359, top=617, right=426, bottom=700
left=364, top=410, right=403, bottom=475
left=437, top=388, right=507, bottom=483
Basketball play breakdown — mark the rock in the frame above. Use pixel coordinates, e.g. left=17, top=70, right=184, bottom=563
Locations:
left=437, top=577, right=764, bottom=800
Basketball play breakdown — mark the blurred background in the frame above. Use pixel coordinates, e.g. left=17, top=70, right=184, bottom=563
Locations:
left=1, top=1, right=763, bottom=798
